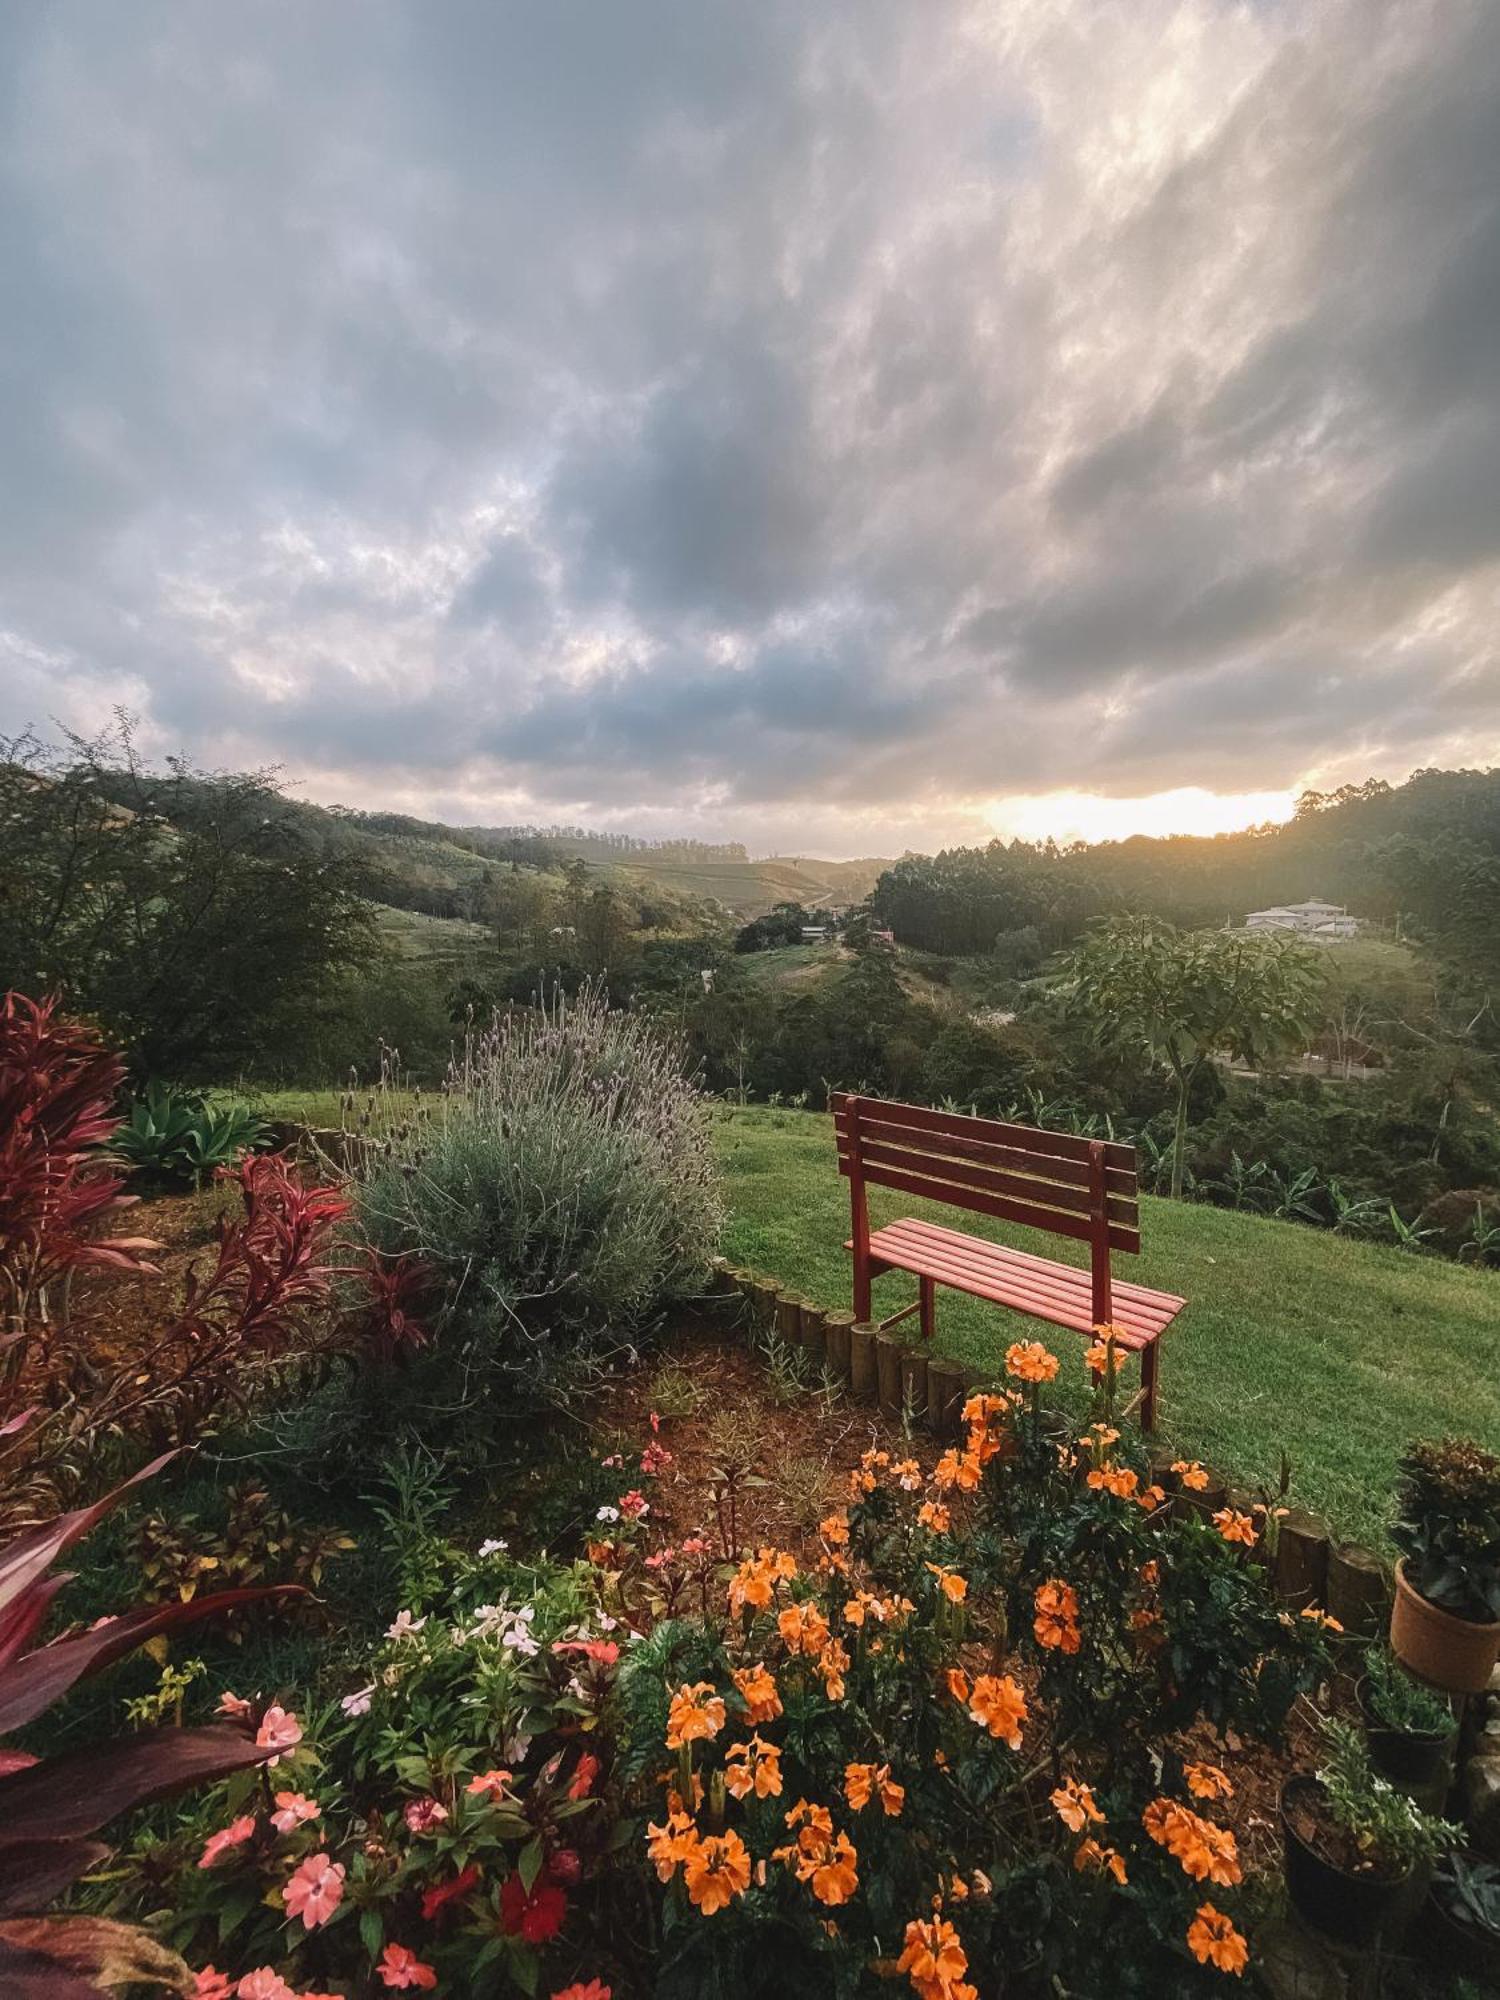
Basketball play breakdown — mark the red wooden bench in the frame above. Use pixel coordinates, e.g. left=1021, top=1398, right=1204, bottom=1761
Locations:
left=831, top=1092, right=1184, bottom=1429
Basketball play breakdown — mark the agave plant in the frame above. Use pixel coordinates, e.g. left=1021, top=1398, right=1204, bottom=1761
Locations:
left=115, top=1083, right=266, bottom=1187
left=0, top=1451, right=302, bottom=1995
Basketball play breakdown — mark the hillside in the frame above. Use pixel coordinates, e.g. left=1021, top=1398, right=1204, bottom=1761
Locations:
left=714, top=1105, right=1500, bottom=1542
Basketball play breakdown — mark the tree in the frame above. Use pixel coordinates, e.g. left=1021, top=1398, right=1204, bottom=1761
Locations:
left=1058, top=916, right=1324, bottom=1197
left=0, top=721, right=376, bottom=1078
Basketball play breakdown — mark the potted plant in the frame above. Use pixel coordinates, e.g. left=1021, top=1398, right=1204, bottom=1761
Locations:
left=1280, top=1720, right=1461, bottom=1948
left=1356, top=1645, right=1457, bottom=1788
left=1389, top=1437, right=1500, bottom=1693
left=1426, top=1853, right=1500, bottom=1982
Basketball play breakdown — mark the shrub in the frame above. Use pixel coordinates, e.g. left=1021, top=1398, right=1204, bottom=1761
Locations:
left=115, top=1081, right=267, bottom=1185
left=1313, top=1719, right=1461, bottom=1874
left=1392, top=1436, right=1500, bottom=1623
left=613, top=1357, right=1334, bottom=1997
left=356, top=984, right=722, bottom=1408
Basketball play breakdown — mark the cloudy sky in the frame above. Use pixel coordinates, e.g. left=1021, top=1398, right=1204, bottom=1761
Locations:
left=2, top=1, right=1497, bottom=856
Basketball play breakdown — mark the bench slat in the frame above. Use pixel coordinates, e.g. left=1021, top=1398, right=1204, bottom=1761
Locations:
left=838, top=1157, right=1142, bottom=1254
left=843, top=1134, right=1139, bottom=1228
left=834, top=1111, right=1139, bottom=1199
left=830, top=1091, right=1135, bottom=1171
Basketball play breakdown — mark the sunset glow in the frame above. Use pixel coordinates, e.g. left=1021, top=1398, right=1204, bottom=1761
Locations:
left=985, top=788, right=1299, bottom=849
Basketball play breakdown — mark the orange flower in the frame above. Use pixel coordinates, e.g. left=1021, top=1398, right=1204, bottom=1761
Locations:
left=820, top=1512, right=850, bottom=1545
left=774, top=1804, right=859, bottom=1905
left=683, top=1829, right=751, bottom=1914
left=932, top=1447, right=983, bottom=1493
left=818, top=1637, right=850, bottom=1701
left=1033, top=1577, right=1082, bottom=1654
left=894, top=1458, right=923, bottom=1492
left=728, top=1548, right=796, bottom=1615
left=1185, top=1762, right=1234, bottom=1803
left=665, top=1681, right=726, bottom=1749
left=1187, top=1903, right=1249, bottom=1975
left=1299, top=1604, right=1344, bottom=1633
left=967, top=1673, right=1027, bottom=1749
left=777, top=1600, right=831, bottom=1656
left=810, top=1831, right=859, bottom=1906
left=1073, top=1838, right=1128, bottom=1885
left=845, top=1761, right=905, bottom=1816
left=1139, top=1558, right=1161, bottom=1588
left=1172, top=1460, right=1210, bottom=1491
left=731, top=1660, right=783, bottom=1724
left=1137, top=1483, right=1167, bottom=1512
left=645, top=1809, right=698, bottom=1883
left=961, top=1392, right=1009, bottom=1426
left=917, top=1499, right=951, bottom=1533
left=1049, top=1777, right=1103, bottom=1834
left=1086, top=1462, right=1140, bottom=1500
left=724, top=1736, right=783, bottom=1800
left=897, top=1913, right=974, bottom=2000
left=926, top=1563, right=968, bottom=1604
left=1005, top=1340, right=1060, bottom=1384
left=1143, top=1799, right=1242, bottom=1887
left=1213, top=1509, right=1258, bottom=1549
left=944, top=1665, right=971, bottom=1704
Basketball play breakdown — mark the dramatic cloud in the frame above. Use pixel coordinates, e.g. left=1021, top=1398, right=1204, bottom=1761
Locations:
left=1, top=0, right=1497, bottom=853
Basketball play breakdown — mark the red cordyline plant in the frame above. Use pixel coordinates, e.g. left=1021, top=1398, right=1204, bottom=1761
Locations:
left=0, top=991, right=159, bottom=1380
left=0, top=1452, right=304, bottom=1997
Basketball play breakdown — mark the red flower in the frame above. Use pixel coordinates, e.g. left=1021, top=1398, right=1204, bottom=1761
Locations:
left=500, top=1872, right=568, bottom=1944
left=377, top=1942, right=438, bottom=1991
left=421, top=1861, right=481, bottom=1921
left=567, top=1752, right=601, bottom=1800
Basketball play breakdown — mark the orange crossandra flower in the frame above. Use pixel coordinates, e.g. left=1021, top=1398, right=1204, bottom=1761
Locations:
left=967, top=1673, right=1027, bottom=1748
left=1033, top=1578, right=1082, bottom=1654
left=728, top=1548, right=797, bottom=1615
left=683, top=1829, right=751, bottom=1914
left=1139, top=1558, right=1161, bottom=1588
left=1049, top=1777, right=1103, bottom=1833
left=809, top=1831, right=859, bottom=1906
left=1143, top=1799, right=1242, bottom=1887
left=777, top=1601, right=831, bottom=1655
left=894, top=1458, right=923, bottom=1492
left=731, top=1661, right=783, bottom=1724
left=926, top=1563, right=968, bottom=1603
left=897, top=1913, right=976, bottom=2000
left=932, top=1448, right=983, bottom=1493
left=1073, top=1838, right=1128, bottom=1885
left=1137, top=1483, right=1167, bottom=1511
left=1185, top=1762, right=1234, bottom=1802
left=818, top=1637, right=850, bottom=1701
left=1299, top=1604, right=1344, bottom=1633
left=1213, top=1508, right=1258, bottom=1549
left=961, top=1392, right=1009, bottom=1426
left=1005, top=1340, right=1060, bottom=1383
left=1172, top=1459, right=1210, bottom=1491
left=645, top=1809, right=698, bottom=1883
left=1187, top=1903, right=1249, bottom=1975
left=1086, top=1462, right=1140, bottom=1501
left=724, top=1736, right=783, bottom=1800
left=665, top=1682, right=726, bottom=1749
left=917, top=1499, right=951, bottom=1533
left=845, top=1761, right=905, bottom=1816
left=820, top=1512, right=850, bottom=1545
left=773, top=1803, right=860, bottom=1906
left=944, top=1665, right=970, bottom=1704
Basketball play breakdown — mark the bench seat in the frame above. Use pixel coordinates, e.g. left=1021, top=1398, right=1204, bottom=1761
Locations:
left=847, top=1216, right=1186, bottom=1348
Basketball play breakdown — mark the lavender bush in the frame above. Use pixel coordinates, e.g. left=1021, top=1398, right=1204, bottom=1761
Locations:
left=357, top=982, right=723, bottom=1404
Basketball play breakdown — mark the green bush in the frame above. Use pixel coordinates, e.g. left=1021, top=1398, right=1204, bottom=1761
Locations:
left=115, top=1081, right=266, bottom=1184
left=357, top=983, right=722, bottom=1409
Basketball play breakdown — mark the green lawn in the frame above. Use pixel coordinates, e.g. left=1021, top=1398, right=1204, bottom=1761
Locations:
left=713, top=1105, right=1500, bottom=1544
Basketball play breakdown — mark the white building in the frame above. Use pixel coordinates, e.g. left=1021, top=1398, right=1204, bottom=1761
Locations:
left=1244, top=899, right=1360, bottom=941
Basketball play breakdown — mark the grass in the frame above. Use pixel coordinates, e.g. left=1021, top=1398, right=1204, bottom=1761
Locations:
left=712, top=1105, right=1500, bottom=1544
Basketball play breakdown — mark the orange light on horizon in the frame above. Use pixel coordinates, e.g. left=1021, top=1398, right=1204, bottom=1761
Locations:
left=984, top=786, right=1298, bottom=847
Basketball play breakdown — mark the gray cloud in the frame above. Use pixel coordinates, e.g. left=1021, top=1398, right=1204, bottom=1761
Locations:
left=0, top=0, right=1498, bottom=851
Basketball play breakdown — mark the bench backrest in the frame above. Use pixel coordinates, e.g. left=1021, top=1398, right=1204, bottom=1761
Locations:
left=830, top=1092, right=1141, bottom=1254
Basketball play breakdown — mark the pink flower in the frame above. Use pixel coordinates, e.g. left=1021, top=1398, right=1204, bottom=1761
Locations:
left=198, top=1815, right=257, bottom=1869
left=618, top=1490, right=649, bottom=1520
left=403, top=1796, right=450, bottom=1834
left=255, top=1704, right=303, bottom=1766
left=282, top=1851, right=345, bottom=1930
left=464, top=1768, right=514, bottom=1803
left=549, top=1846, right=582, bottom=1886
left=236, top=1975, right=295, bottom=2000
left=270, top=1792, right=321, bottom=1833
left=193, top=1970, right=234, bottom=2000
left=215, top=1691, right=254, bottom=1724
left=640, top=1441, right=672, bottom=1476
left=376, top=1943, right=437, bottom=1991
left=679, top=1536, right=708, bottom=1557
left=340, top=1684, right=374, bottom=1717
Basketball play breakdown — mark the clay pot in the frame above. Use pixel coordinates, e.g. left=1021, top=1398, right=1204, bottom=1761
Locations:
left=1389, top=1560, right=1500, bottom=1695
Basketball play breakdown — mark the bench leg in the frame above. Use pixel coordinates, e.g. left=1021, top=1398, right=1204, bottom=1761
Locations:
left=919, top=1275, right=935, bottom=1341
left=1140, top=1340, right=1160, bottom=1434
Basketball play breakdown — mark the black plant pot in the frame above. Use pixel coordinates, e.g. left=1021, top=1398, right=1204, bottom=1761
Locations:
left=1423, top=1886, right=1500, bottom=1984
left=1356, top=1677, right=1456, bottom=1790
left=1280, top=1777, right=1422, bottom=1950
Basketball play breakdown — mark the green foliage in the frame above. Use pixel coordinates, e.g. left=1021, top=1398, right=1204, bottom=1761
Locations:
left=116, top=1081, right=267, bottom=1184
left=1360, top=1646, right=1455, bottom=1736
left=1315, top=1718, right=1462, bottom=1873
left=356, top=983, right=723, bottom=1413
left=1392, top=1437, right=1500, bottom=1622
left=1435, top=1852, right=1500, bottom=1939
left=735, top=902, right=820, bottom=953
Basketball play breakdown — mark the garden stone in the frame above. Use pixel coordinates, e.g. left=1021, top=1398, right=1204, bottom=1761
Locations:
left=1252, top=1915, right=1348, bottom=2000
left=1466, top=1754, right=1500, bottom=1858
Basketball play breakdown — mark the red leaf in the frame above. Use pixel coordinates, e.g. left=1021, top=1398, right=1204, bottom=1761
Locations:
left=0, top=1916, right=191, bottom=1997
left=0, top=1726, right=278, bottom=1845
left=0, top=1840, right=110, bottom=1916
left=0, top=1584, right=309, bottom=1736
left=0, top=1453, right=178, bottom=1622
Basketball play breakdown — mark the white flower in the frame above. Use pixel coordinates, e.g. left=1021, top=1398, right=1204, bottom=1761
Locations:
left=340, top=1685, right=375, bottom=1717
left=478, top=1538, right=508, bottom=1558
left=595, top=1505, right=620, bottom=1524
left=386, top=1610, right=427, bottom=1641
